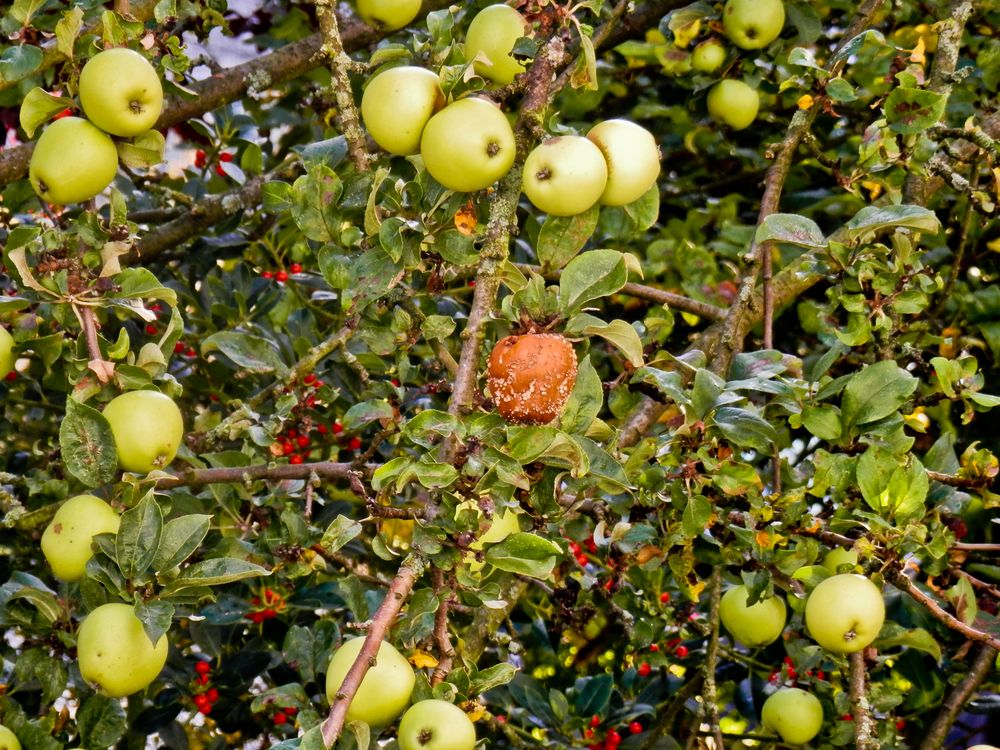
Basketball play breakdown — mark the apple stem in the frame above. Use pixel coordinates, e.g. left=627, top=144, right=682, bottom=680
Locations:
left=320, top=555, right=425, bottom=748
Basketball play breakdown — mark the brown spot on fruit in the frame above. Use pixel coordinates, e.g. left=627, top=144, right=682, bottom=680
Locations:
left=487, top=333, right=578, bottom=425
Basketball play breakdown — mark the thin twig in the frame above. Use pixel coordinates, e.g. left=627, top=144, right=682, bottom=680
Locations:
left=850, top=652, right=877, bottom=750
left=917, top=645, right=999, bottom=750
left=888, top=569, right=1000, bottom=650
left=155, top=460, right=359, bottom=489
left=937, top=161, right=981, bottom=311
left=430, top=568, right=455, bottom=685
left=702, top=568, right=725, bottom=750
left=320, top=555, right=424, bottom=748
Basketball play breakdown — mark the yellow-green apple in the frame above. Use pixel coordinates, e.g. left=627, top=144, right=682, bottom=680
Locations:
left=821, top=547, right=859, bottom=573
left=77, top=603, right=168, bottom=697
left=692, top=38, right=727, bottom=72
left=420, top=97, right=516, bottom=192
left=357, top=0, right=421, bottom=31
left=325, top=637, right=415, bottom=727
left=103, top=390, right=184, bottom=473
left=0, top=725, right=20, bottom=750
left=761, top=687, right=823, bottom=744
left=79, top=48, right=163, bottom=137
left=465, top=4, right=530, bottom=85
left=0, top=327, right=15, bottom=379
left=398, top=700, right=477, bottom=750
left=522, top=136, right=608, bottom=216
left=29, top=117, right=119, bottom=205
left=707, top=79, right=760, bottom=130
left=585, top=119, right=661, bottom=206
left=805, top=573, right=885, bottom=653
left=723, top=0, right=785, bottom=49
left=361, top=66, right=444, bottom=155
left=41, top=494, right=120, bottom=581
left=719, top=585, right=787, bottom=647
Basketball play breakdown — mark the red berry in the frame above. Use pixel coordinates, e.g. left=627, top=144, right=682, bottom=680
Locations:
left=206, top=688, right=219, bottom=703
left=145, top=324, right=158, bottom=335
left=290, top=455, right=303, bottom=465
left=586, top=537, right=597, bottom=553
left=783, top=656, right=794, bottom=666
left=606, top=730, right=622, bottom=748
left=649, top=644, right=659, bottom=652
left=194, top=694, right=209, bottom=707
left=262, top=608, right=277, bottom=619
left=842, top=714, right=853, bottom=721
left=247, top=611, right=265, bottom=623
left=290, top=263, right=303, bottom=274
left=332, top=421, right=344, bottom=434
left=174, top=341, right=185, bottom=353
left=585, top=729, right=595, bottom=739
left=590, top=716, right=601, bottom=728
left=53, top=108, right=74, bottom=120
left=569, top=542, right=582, bottom=555
left=287, top=428, right=298, bottom=438
left=276, top=270, right=288, bottom=283
left=589, top=745, right=602, bottom=750
left=194, top=149, right=207, bottom=168
left=5, top=371, right=16, bottom=382
left=637, top=663, right=651, bottom=677
left=468, top=280, right=476, bottom=288
left=674, top=645, right=689, bottom=658
left=768, top=671, right=779, bottom=683
left=317, top=424, right=328, bottom=434
left=304, top=395, right=317, bottom=407
left=296, top=435, right=310, bottom=448
left=391, top=378, right=400, bottom=387
left=195, top=660, right=211, bottom=675
left=576, top=554, right=589, bottom=566
left=303, top=374, right=316, bottom=385
left=895, top=719, right=905, bottom=731
left=186, top=347, right=196, bottom=357
left=261, top=270, right=274, bottom=279
left=495, top=714, right=505, bottom=724
left=349, top=436, right=362, bottom=451
left=629, top=722, right=642, bottom=735
left=198, top=704, right=212, bottom=715
left=215, top=164, right=227, bottom=177
left=311, top=379, right=324, bottom=389
left=282, top=442, right=294, bottom=456
left=283, top=707, right=298, bottom=716
left=659, top=592, right=671, bottom=603
left=219, top=151, right=234, bottom=162
left=816, top=670, right=825, bottom=681
left=273, top=712, right=287, bottom=725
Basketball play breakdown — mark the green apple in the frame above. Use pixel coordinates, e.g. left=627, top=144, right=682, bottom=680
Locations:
left=398, top=700, right=477, bottom=750
left=707, top=79, right=760, bottom=130
left=41, top=494, right=120, bottom=582
left=325, top=636, right=415, bottom=727
left=719, top=585, right=787, bottom=647
left=78, top=603, right=168, bottom=697
left=420, top=97, right=516, bottom=192
left=0, top=327, right=15, bottom=380
left=103, top=390, right=184, bottom=473
left=723, top=0, right=785, bottom=50
left=362, top=66, right=444, bottom=155
left=821, top=547, right=859, bottom=573
left=357, top=0, right=421, bottom=31
left=79, top=48, right=163, bottom=137
left=692, top=38, right=727, bottom=72
left=522, top=136, right=608, bottom=216
left=967, top=746, right=1000, bottom=750
left=0, top=725, right=20, bottom=750
left=29, top=117, right=119, bottom=205
left=805, top=573, right=885, bottom=654
left=761, top=687, right=823, bottom=744
left=586, top=119, right=661, bottom=206
left=465, top=4, right=530, bottom=85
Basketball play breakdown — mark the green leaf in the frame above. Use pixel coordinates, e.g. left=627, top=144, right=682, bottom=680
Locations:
left=801, top=404, right=843, bottom=441
left=537, top=206, right=599, bottom=270
left=163, top=558, right=270, bottom=593
left=403, top=410, right=461, bottom=449
left=134, top=600, right=173, bottom=645
left=569, top=317, right=644, bottom=368
left=59, top=398, right=118, bottom=487
left=421, top=315, right=456, bottom=341
left=559, top=249, right=628, bottom=314
left=570, top=32, right=599, bottom=90
left=945, top=576, right=977, bottom=626
left=826, top=76, right=857, bottom=102
left=841, top=360, right=917, bottom=429
left=116, top=493, right=163, bottom=580
left=884, top=87, right=947, bottom=135
left=0, top=45, right=43, bottom=85
left=296, top=135, right=349, bottom=166
left=872, top=623, right=941, bottom=661
left=622, top=183, right=660, bottom=232
left=682, top=495, right=713, bottom=537
left=320, top=515, right=362, bottom=554
left=77, top=694, right=127, bottom=749
left=755, top=213, right=827, bottom=249
left=113, top=268, right=179, bottom=307
left=484, top=532, right=561, bottom=579
left=843, top=205, right=941, bottom=244
left=18, top=88, right=75, bottom=139
left=469, top=663, right=517, bottom=695
left=559, top=355, right=603, bottom=434
left=343, top=248, right=405, bottom=313
left=290, top=165, right=342, bottom=242
left=202, top=331, right=289, bottom=376
left=574, top=674, right=613, bottom=716
left=342, top=399, right=394, bottom=430
left=711, top=406, right=777, bottom=453
left=116, top=129, right=166, bottom=169
left=151, top=514, right=211, bottom=572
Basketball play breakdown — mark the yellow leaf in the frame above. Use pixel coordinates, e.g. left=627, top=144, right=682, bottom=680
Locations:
left=797, top=94, right=814, bottom=109
left=861, top=180, right=883, bottom=200
left=454, top=202, right=478, bottom=236
left=462, top=701, right=486, bottom=722
left=645, top=29, right=667, bottom=44
left=987, top=236, right=1000, bottom=254
left=409, top=649, right=439, bottom=669
left=909, top=36, right=926, bottom=65
left=673, top=19, right=701, bottom=48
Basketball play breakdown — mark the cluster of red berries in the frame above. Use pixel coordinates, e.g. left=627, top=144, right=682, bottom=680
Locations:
left=191, top=659, right=220, bottom=715
left=584, top=715, right=643, bottom=750
left=270, top=706, right=298, bottom=726
left=194, top=149, right=235, bottom=177
left=260, top=263, right=303, bottom=284
left=247, top=587, right=286, bottom=623
left=567, top=535, right=598, bottom=567
left=768, top=656, right=823, bottom=685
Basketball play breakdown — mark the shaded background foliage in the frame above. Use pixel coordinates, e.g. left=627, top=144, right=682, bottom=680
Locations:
left=0, top=0, right=999, bottom=749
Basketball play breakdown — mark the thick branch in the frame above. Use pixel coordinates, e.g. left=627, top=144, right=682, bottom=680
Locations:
left=917, top=646, right=999, bottom=750
left=888, top=569, right=1000, bottom=650
left=850, top=652, right=877, bottom=750
left=154, top=460, right=358, bottom=490
left=321, top=555, right=424, bottom=748
left=701, top=568, right=725, bottom=750
left=431, top=568, right=455, bottom=685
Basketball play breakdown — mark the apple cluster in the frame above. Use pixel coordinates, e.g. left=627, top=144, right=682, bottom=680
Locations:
left=325, top=637, right=478, bottom=750
left=28, top=48, right=163, bottom=205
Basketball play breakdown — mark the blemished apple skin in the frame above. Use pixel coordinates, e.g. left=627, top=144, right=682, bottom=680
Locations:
left=77, top=603, right=169, bottom=697
left=41, top=494, right=121, bottom=581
